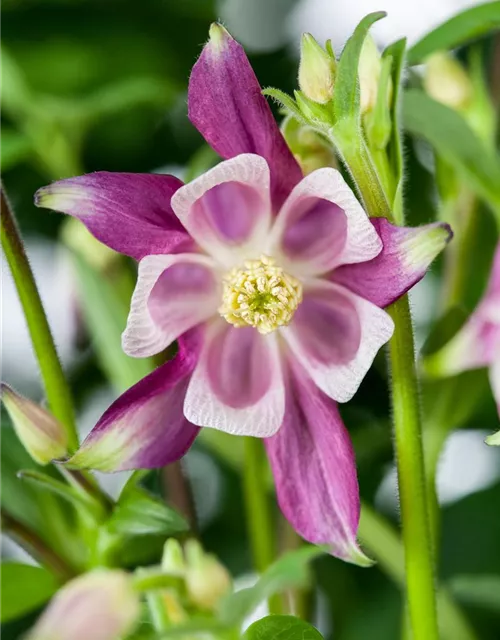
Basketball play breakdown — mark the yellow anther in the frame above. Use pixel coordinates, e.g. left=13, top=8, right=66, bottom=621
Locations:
left=219, top=255, right=303, bottom=334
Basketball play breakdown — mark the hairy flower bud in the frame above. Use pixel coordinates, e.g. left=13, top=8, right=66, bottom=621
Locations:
left=162, top=538, right=186, bottom=575
left=184, top=540, right=231, bottom=611
left=27, top=570, right=140, bottom=640
left=1, top=383, right=68, bottom=465
left=424, top=52, right=473, bottom=110
left=358, top=35, right=386, bottom=114
left=298, top=33, right=336, bottom=104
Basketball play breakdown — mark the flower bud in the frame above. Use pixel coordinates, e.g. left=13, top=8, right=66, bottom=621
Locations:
left=162, top=538, right=186, bottom=575
left=184, top=540, right=231, bottom=611
left=1, top=383, right=68, bottom=465
left=281, top=116, right=337, bottom=175
left=486, top=430, right=500, bottom=446
left=298, top=34, right=336, bottom=104
left=358, top=34, right=386, bottom=114
left=27, top=570, right=140, bottom=640
left=424, top=52, right=473, bottom=110
left=61, top=217, right=118, bottom=273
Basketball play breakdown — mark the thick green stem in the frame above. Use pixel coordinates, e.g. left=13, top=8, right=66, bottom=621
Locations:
left=1, top=187, right=78, bottom=450
left=330, top=134, right=439, bottom=639
left=243, top=437, right=281, bottom=614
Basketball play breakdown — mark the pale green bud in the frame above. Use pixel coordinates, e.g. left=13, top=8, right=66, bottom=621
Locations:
left=358, top=35, right=387, bottom=115
left=298, top=33, right=336, bottom=104
left=281, top=116, right=337, bottom=175
left=424, top=52, right=473, bottom=110
left=162, top=538, right=186, bottom=575
left=1, top=384, right=68, bottom=465
left=27, top=570, right=140, bottom=640
left=61, top=217, right=118, bottom=273
left=485, top=430, right=500, bottom=446
left=184, top=540, right=231, bottom=611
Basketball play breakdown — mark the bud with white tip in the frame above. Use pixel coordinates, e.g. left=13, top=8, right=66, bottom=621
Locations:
left=184, top=540, right=231, bottom=611
left=358, top=34, right=387, bottom=115
left=1, top=383, right=68, bottom=465
left=424, top=52, right=472, bottom=111
left=298, top=33, right=336, bottom=104
left=27, top=570, right=140, bottom=640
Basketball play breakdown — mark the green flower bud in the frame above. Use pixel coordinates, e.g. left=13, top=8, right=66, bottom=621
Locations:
left=486, top=430, right=500, bottom=446
left=424, top=52, right=473, bottom=111
left=358, top=35, right=389, bottom=115
left=298, top=33, right=336, bottom=104
left=1, top=384, right=68, bottom=465
left=281, top=116, right=337, bottom=175
left=27, top=570, right=139, bottom=640
left=61, top=217, right=118, bottom=273
left=162, top=538, right=186, bottom=575
left=184, top=540, right=231, bottom=611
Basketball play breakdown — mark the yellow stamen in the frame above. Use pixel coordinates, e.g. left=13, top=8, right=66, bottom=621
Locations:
left=219, top=255, right=303, bottom=334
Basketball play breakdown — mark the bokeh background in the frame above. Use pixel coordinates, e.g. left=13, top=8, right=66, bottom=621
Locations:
left=2, top=1, right=500, bottom=638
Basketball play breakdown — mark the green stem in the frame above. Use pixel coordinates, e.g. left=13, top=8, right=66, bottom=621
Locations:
left=330, top=134, right=439, bottom=639
left=243, top=436, right=281, bottom=614
left=1, top=187, right=78, bottom=450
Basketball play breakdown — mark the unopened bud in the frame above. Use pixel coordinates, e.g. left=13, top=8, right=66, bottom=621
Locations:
left=27, top=570, right=140, bottom=640
left=282, top=116, right=337, bottom=175
left=184, top=540, right=231, bottom=611
left=1, top=384, right=68, bottom=465
left=358, top=35, right=385, bottom=114
left=162, top=538, right=186, bottom=575
left=424, top=52, right=472, bottom=110
left=61, top=217, right=118, bottom=273
left=298, top=33, right=336, bottom=104
left=486, top=430, right=500, bottom=446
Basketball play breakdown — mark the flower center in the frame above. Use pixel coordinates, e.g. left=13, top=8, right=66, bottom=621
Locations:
left=219, top=255, right=303, bottom=334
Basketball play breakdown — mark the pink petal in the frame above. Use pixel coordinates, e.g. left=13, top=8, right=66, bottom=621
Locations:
left=183, top=321, right=285, bottom=436
left=265, top=360, right=371, bottom=566
left=333, top=219, right=453, bottom=308
left=270, top=168, right=382, bottom=277
left=171, top=155, right=271, bottom=267
left=35, top=172, right=191, bottom=261
left=188, top=24, right=302, bottom=211
left=122, top=254, right=220, bottom=358
left=282, top=281, right=394, bottom=402
left=66, top=337, right=200, bottom=472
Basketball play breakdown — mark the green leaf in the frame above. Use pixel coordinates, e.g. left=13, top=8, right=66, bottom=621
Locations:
left=408, top=2, right=500, bottom=64
left=106, top=487, right=188, bottom=537
left=0, top=562, right=58, bottom=622
left=71, top=252, right=154, bottom=392
left=1, top=129, right=32, bottom=171
left=218, top=546, right=325, bottom=625
left=243, top=615, right=324, bottom=640
left=421, top=306, right=469, bottom=357
left=383, top=38, right=406, bottom=216
left=332, top=11, right=386, bottom=123
left=449, top=574, right=500, bottom=612
left=403, top=89, right=500, bottom=219
left=262, top=88, right=309, bottom=126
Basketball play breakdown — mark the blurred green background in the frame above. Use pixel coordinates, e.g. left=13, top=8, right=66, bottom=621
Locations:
left=2, top=1, right=500, bottom=639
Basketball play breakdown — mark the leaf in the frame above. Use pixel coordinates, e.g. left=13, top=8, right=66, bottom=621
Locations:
left=332, top=11, right=386, bottom=123
left=449, top=574, right=500, bottom=612
left=218, top=546, right=325, bottom=625
left=1, top=129, right=32, bottom=171
left=421, top=306, right=469, bottom=357
left=0, top=562, right=58, bottom=622
left=403, top=90, right=500, bottom=219
left=106, top=487, right=188, bottom=537
left=243, top=615, right=324, bottom=640
left=71, top=252, right=154, bottom=392
left=408, top=2, right=500, bottom=64
left=262, top=88, right=309, bottom=126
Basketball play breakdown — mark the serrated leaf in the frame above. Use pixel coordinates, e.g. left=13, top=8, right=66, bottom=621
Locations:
left=218, top=546, right=325, bottom=625
left=1, top=562, right=59, bottom=622
left=71, top=252, right=154, bottom=392
left=244, top=615, right=324, bottom=640
left=332, top=11, right=386, bottom=122
left=408, top=2, right=500, bottom=65
left=403, top=89, right=500, bottom=220
left=107, top=487, right=188, bottom=537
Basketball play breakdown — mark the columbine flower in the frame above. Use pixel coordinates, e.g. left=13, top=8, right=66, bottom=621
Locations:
left=428, top=243, right=500, bottom=431
left=27, top=570, right=139, bottom=640
left=35, top=24, right=450, bottom=564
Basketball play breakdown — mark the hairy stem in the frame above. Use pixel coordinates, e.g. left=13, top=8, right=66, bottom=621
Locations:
left=1, top=186, right=78, bottom=450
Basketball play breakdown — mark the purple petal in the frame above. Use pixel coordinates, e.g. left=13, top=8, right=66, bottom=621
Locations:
left=122, top=253, right=220, bottom=358
left=282, top=281, right=394, bottom=403
left=183, top=321, right=285, bottom=437
left=35, top=172, right=191, bottom=261
left=188, top=24, right=302, bottom=211
left=171, top=155, right=271, bottom=267
left=265, top=360, right=372, bottom=566
left=66, top=337, right=200, bottom=472
left=332, top=219, right=453, bottom=308
left=270, top=168, right=382, bottom=277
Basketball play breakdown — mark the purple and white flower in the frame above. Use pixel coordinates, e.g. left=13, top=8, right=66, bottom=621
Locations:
left=35, top=24, right=450, bottom=564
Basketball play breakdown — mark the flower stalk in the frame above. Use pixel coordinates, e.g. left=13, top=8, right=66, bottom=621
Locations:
left=1, top=186, right=78, bottom=450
